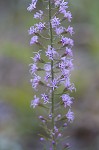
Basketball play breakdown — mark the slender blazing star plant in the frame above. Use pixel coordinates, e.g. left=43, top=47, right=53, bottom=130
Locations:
left=27, top=0, right=75, bottom=149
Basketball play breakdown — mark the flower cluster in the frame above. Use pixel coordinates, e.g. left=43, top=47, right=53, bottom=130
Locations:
left=28, top=0, right=75, bottom=149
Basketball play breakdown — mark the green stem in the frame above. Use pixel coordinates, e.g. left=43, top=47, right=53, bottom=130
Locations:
left=48, top=0, right=56, bottom=150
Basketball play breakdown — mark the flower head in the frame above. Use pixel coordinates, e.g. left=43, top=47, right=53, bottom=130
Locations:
left=35, top=22, right=45, bottom=32
left=31, top=95, right=40, bottom=108
left=40, top=137, right=45, bottom=141
left=32, top=51, right=41, bottom=63
left=29, top=63, right=38, bottom=74
left=50, top=78, right=59, bottom=90
left=66, top=26, right=74, bottom=36
left=46, top=45, right=58, bottom=60
left=30, top=74, right=41, bottom=90
left=54, top=0, right=62, bottom=7
left=59, top=1, right=68, bottom=14
left=55, top=26, right=65, bottom=35
left=34, top=10, right=43, bottom=20
left=27, top=3, right=36, bottom=12
left=41, top=93, right=49, bottom=104
left=27, top=0, right=38, bottom=12
left=64, top=11, right=72, bottom=22
left=44, top=63, right=51, bottom=71
left=65, top=47, right=73, bottom=57
left=65, top=77, right=76, bottom=92
left=66, top=109, right=74, bottom=123
left=61, top=94, right=73, bottom=108
left=51, top=16, right=60, bottom=28
left=28, top=26, right=36, bottom=35
left=44, top=72, right=51, bottom=82
left=30, top=36, right=38, bottom=45
left=61, top=36, right=74, bottom=47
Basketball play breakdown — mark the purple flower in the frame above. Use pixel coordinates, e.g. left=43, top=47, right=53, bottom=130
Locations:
left=66, top=26, right=74, bottom=36
left=65, top=47, right=73, bottom=57
left=44, top=63, right=51, bottom=71
left=58, top=133, right=62, bottom=137
left=50, top=78, right=59, bottom=90
left=32, top=51, right=41, bottom=63
left=54, top=0, right=62, bottom=7
left=40, top=137, right=44, bottom=141
left=29, top=22, right=45, bottom=35
left=35, top=22, right=45, bottom=32
left=54, top=126, right=58, bottom=133
left=61, top=36, right=69, bottom=46
left=59, top=1, right=68, bottom=14
left=29, top=63, right=38, bottom=74
left=61, top=94, right=73, bottom=108
left=64, top=77, right=76, bottom=92
left=39, top=116, right=44, bottom=119
left=59, top=61, right=65, bottom=70
left=31, top=95, right=39, bottom=108
left=41, top=93, right=49, bottom=104
left=44, top=72, right=51, bottom=82
left=28, top=26, right=36, bottom=35
left=60, top=69, right=70, bottom=80
left=27, top=3, right=36, bottom=12
left=30, top=74, right=41, bottom=90
left=51, top=16, right=60, bottom=28
left=27, top=0, right=38, bottom=12
left=66, top=109, right=74, bottom=122
left=59, top=57, right=73, bottom=71
left=60, top=1, right=68, bottom=10
left=63, top=123, right=67, bottom=127
left=34, top=10, right=43, bottom=20
left=57, top=114, right=61, bottom=118
left=66, top=59, right=74, bottom=70
left=46, top=45, right=58, bottom=60
left=55, top=26, right=64, bottom=35
left=64, top=11, right=72, bottom=22
left=61, top=36, right=74, bottom=47
left=30, top=36, right=38, bottom=45
left=39, top=116, right=46, bottom=123
left=68, top=38, right=74, bottom=47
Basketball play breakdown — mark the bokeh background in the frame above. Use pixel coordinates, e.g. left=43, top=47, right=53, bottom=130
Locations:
left=0, top=0, right=99, bottom=150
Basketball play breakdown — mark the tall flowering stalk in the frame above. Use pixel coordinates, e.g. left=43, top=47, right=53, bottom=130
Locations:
left=27, top=0, right=75, bottom=149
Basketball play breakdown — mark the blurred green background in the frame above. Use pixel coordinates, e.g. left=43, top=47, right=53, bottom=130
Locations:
left=0, top=0, right=99, bottom=150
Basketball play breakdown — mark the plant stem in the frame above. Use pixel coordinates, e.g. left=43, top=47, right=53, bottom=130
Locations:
left=48, top=0, right=56, bottom=150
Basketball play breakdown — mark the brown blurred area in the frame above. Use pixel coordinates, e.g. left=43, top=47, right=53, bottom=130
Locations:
left=0, top=0, right=99, bottom=150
